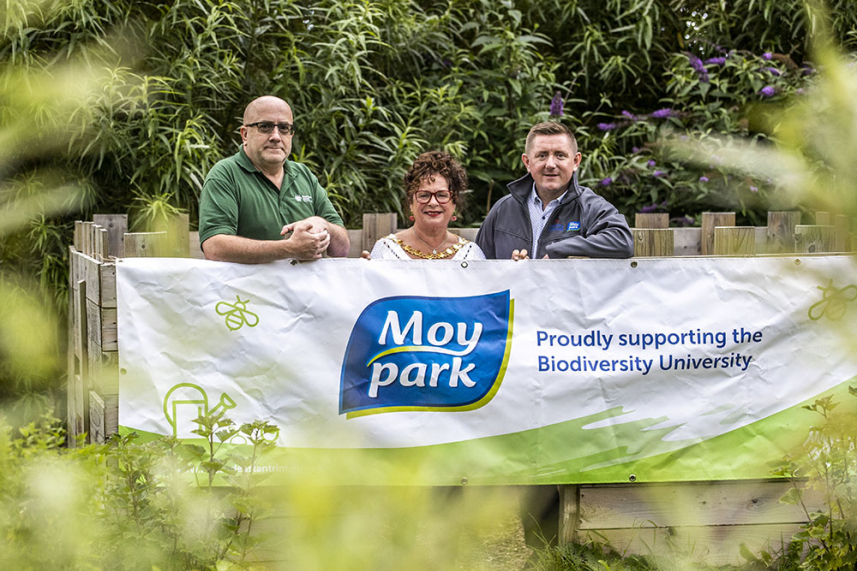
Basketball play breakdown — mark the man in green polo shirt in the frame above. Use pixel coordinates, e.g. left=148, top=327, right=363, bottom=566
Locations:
left=199, top=96, right=350, bottom=262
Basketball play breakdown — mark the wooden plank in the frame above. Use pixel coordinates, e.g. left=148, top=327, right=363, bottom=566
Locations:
left=66, top=247, right=76, bottom=447
left=580, top=523, right=804, bottom=566
left=79, top=252, right=102, bottom=306
left=701, top=213, right=735, bottom=255
left=124, top=231, right=168, bottom=257
left=82, top=221, right=94, bottom=256
left=104, top=393, right=118, bottom=437
left=361, top=213, right=397, bottom=253
left=714, top=227, right=755, bottom=256
left=577, top=481, right=821, bottom=529
left=97, top=228, right=109, bottom=260
left=795, top=225, right=833, bottom=253
left=559, top=485, right=580, bottom=544
left=92, top=225, right=103, bottom=259
left=833, top=214, right=850, bottom=252
left=87, top=332, right=102, bottom=387
left=347, top=229, right=363, bottom=258
left=673, top=228, right=701, bottom=256
left=74, top=221, right=84, bottom=250
left=100, top=263, right=116, bottom=309
left=189, top=231, right=205, bottom=259
left=767, top=211, right=801, bottom=254
left=634, top=213, right=669, bottom=229
left=165, top=213, right=190, bottom=258
left=94, top=351, right=119, bottom=394
left=449, top=228, right=479, bottom=242
left=85, top=298, right=101, bottom=349
left=86, top=299, right=117, bottom=351
left=754, top=227, right=767, bottom=254
left=89, top=391, right=105, bottom=444
left=70, top=281, right=88, bottom=446
left=815, top=211, right=830, bottom=226
left=86, top=339, right=118, bottom=395
left=72, top=276, right=81, bottom=360
left=633, top=229, right=674, bottom=257
left=92, top=214, right=128, bottom=258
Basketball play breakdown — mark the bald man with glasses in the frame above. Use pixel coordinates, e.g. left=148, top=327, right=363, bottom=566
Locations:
left=199, top=96, right=350, bottom=262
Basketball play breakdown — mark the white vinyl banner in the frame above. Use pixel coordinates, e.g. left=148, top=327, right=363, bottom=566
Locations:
left=116, top=256, right=857, bottom=484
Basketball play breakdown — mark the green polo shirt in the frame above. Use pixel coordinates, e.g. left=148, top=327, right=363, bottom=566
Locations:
left=198, top=148, right=344, bottom=246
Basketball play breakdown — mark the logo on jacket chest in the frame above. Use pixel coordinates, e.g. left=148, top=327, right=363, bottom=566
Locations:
left=546, top=218, right=580, bottom=232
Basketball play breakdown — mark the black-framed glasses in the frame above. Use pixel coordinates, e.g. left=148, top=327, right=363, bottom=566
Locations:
left=246, top=121, right=296, bottom=135
left=414, top=190, right=453, bottom=204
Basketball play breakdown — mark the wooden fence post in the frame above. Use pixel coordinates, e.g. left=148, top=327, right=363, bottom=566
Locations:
left=833, top=215, right=850, bottom=252
left=124, top=232, right=168, bottom=257
left=714, top=227, right=755, bottom=256
left=701, top=212, right=736, bottom=255
left=559, top=485, right=580, bottom=544
left=634, top=213, right=669, bottom=229
left=69, top=279, right=88, bottom=446
left=361, top=213, right=397, bottom=253
left=633, top=229, right=674, bottom=257
left=795, top=225, right=833, bottom=253
left=766, top=211, right=801, bottom=254
left=93, top=214, right=128, bottom=258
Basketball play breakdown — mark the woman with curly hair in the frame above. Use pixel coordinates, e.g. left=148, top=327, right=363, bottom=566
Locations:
left=364, top=151, right=485, bottom=260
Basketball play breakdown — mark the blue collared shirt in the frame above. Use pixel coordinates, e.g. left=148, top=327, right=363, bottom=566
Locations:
left=527, top=183, right=568, bottom=254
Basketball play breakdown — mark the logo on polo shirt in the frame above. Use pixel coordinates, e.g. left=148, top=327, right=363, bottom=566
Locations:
left=294, top=195, right=312, bottom=203
left=339, top=292, right=514, bottom=418
left=567, top=221, right=580, bottom=232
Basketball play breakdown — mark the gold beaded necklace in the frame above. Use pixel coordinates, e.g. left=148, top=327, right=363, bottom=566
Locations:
left=394, top=235, right=467, bottom=259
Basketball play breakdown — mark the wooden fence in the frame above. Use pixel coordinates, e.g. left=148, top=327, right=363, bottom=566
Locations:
left=67, top=210, right=853, bottom=565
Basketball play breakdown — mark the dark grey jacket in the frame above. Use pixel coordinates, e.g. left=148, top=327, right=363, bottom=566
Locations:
left=476, top=172, right=634, bottom=259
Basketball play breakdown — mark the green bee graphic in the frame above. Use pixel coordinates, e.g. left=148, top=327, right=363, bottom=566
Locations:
left=216, top=295, right=259, bottom=331
left=808, top=280, right=857, bottom=321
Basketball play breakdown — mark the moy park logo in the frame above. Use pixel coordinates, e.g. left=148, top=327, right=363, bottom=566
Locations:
left=339, top=291, right=514, bottom=418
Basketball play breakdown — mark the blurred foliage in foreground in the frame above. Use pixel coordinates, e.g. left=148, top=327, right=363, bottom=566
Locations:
left=0, top=408, right=525, bottom=571
left=2, top=392, right=856, bottom=570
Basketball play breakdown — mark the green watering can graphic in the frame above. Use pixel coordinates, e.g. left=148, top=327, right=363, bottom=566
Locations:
left=163, top=383, right=237, bottom=438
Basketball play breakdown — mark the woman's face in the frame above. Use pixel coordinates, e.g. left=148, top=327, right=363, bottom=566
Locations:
left=410, top=174, right=455, bottom=233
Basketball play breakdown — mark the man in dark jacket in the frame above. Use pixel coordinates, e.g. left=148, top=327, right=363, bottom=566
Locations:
left=476, top=121, right=633, bottom=260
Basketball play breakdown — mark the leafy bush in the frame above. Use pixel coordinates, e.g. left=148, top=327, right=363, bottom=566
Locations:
left=1, top=0, right=855, bottom=401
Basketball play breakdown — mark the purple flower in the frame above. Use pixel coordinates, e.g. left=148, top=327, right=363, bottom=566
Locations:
left=597, top=122, right=617, bottom=131
left=647, top=159, right=656, bottom=167
left=442, top=59, right=452, bottom=68
left=749, top=185, right=758, bottom=193
left=705, top=57, right=726, bottom=65
left=764, top=66, right=781, bottom=76
left=601, top=177, right=613, bottom=186
left=550, top=91, right=564, bottom=116
left=650, top=108, right=675, bottom=119
left=762, top=52, right=773, bottom=60
left=688, top=54, right=705, bottom=73
left=699, top=176, right=709, bottom=182
left=621, top=110, right=638, bottom=121
left=653, top=170, right=665, bottom=177
left=759, top=86, right=776, bottom=98
left=631, top=146, right=641, bottom=153
left=802, top=65, right=815, bottom=75
left=796, top=88, right=805, bottom=95
left=640, top=204, right=658, bottom=213
left=686, top=53, right=709, bottom=82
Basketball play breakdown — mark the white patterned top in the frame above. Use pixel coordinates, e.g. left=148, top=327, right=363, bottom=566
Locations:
left=369, top=234, right=486, bottom=261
